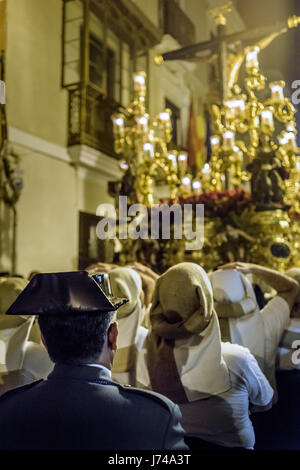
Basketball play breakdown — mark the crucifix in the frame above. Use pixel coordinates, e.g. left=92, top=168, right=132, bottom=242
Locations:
left=154, top=2, right=300, bottom=104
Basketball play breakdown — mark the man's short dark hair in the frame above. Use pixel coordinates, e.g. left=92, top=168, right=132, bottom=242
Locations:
left=38, top=312, right=113, bottom=364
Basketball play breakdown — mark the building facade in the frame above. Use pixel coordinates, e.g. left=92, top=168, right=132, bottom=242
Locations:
left=0, top=0, right=245, bottom=275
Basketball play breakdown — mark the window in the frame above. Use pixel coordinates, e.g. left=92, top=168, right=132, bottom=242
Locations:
left=89, top=33, right=116, bottom=99
left=62, top=0, right=161, bottom=155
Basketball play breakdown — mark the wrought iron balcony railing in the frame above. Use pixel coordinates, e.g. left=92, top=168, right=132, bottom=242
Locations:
left=68, top=84, right=123, bottom=156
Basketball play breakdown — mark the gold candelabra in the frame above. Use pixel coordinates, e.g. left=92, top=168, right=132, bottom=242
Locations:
left=112, top=71, right=195, bottom=206
left=204, top=45, right=300, bottom=208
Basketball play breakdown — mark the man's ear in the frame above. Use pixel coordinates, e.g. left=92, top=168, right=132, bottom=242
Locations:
left=108, top=322, right=118, bottom=351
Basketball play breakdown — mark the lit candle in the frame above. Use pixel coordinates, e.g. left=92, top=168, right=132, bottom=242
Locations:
left=178, top=152, right=188, bottom=174
left=202, top=163, right=211, bottom=175
left=192, top=180, right=202, bottom=195
left=136, top=114, right=148, bottom=130
left=181, top=176, right=191, bottom=192
left=159, top=109, right=171, bottom=122
left=210, top=135, right=220, bottom=152
left=270, top=81, right=285, bottom=103
left=148, top=129, right=154, bottom=142
left=225, top=99, right=245, bottom=119
left=112, top=114, right=125, bottom=131
left=143, top=142, right=154, bottom=159
left=285, top=131, right=297, bottom=151
left=246, top=46, right=260, bottom=71
left=234, top=146, right=243, bottom=163
left=148, top=193, right=154, bottom=204
left=286, top=123, right=296, bottom=132
left=223, top=130, right=235, bottom=151
left=278, top=135, right=288, bottom=146
left=168, top=152, right=177, bottom=170
left=133, top=72, right=146, bottom=94
left=261, top=109, right=274, bottom=131
left=119, top=160, right=129, bottom=171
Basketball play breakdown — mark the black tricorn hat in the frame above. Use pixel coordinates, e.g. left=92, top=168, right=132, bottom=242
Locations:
left=6, top=271, right=128, bottom=316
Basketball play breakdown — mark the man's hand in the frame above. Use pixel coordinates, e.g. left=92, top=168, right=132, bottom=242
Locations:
left=218, top=262, right=254, bottom=275
left=219, top=261, right=299, bottom=310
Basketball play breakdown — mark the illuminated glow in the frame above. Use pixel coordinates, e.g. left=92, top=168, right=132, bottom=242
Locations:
left=284, top=131, right=297, bottom=150
left=182, top=177, right=191, bottom=185
left=192, top=181, right=201, bottom=189
left=143, top=142, right=154, bottom=157
left=134, top=73, right=145, bottom=86
left=261, top=109, right=274, bottom=129
left=178, top=153, right=187, bottom=161
left=223, top=130, right=235, bottom=150
left=270, top=81, right=285, bottom=102
left=168, top=153, right=177, bottom=168
left=279, top=220, right=289, bottom=228
left=246, top=47, right=259, bottom=70
left=286, top=123, right=296, bottom=132
left=210, top=135, right=220, bottom=152
left=120, top=161, right=128, bottom=171
left=278, top=135, right=288, bottom=146
left=137, top=116, right=148, bottom=126
left=225, top=99, right=245, bottom=119
left=202, top=163, right=211, bottom=174
left=113, top=116, right=124, bottom=127
left=159, top=111, right=170, bottom=121
left=148, top=130, right=154, bottom=141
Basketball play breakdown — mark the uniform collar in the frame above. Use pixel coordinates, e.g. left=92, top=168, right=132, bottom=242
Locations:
left=85, top=363, right=112, bottom=377
left=47, top=363, right=113, bottom=382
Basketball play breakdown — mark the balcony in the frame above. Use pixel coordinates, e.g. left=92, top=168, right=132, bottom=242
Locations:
left=68, top=84, right=123, bottom=157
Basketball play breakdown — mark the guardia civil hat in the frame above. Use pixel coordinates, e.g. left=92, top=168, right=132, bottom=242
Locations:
left=6, top=271, right=128, bottom=316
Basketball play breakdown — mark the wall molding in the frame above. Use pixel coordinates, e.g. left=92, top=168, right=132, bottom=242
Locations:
left=9, top=126, right=71, bottom=163
left=8, top=127, right=122, bottom=180
left=68, top=145, right=122, bottom=180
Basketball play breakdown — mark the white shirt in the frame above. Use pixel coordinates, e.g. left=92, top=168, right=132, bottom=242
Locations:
left=179, top=342, right=273, bottom=449
left=229, top=296, right=290, bottom=388
left=261, top=296, right=290, bottom=380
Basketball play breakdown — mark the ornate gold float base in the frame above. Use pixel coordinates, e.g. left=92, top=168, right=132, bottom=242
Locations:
left=118, top=207, right=300, bottom=273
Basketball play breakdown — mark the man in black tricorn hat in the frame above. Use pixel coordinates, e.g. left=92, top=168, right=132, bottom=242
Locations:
left=0, top=271, right=187, bottom=450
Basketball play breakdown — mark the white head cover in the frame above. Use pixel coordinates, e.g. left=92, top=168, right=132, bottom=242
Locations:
left=286, top=268, right=300, bottom=284
left=0, top=278, right=34, bottom=371
left=137, top=263, right=231, bottom=403
left=110, top=267, right=147, bottom=373
left=210, top=269, right=265, bottom=372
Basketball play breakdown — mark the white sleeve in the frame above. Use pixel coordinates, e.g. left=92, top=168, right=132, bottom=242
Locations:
left=242, top=352, right=274, bottom=406
left=261, top=296, right=290, bottom=342
left=260, top=296, right=290, bottom=376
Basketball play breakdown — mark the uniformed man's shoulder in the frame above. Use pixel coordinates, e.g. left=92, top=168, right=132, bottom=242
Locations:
left=0, top=379, right=44, bottom=403
left=118, top=383, right=176, bottom=413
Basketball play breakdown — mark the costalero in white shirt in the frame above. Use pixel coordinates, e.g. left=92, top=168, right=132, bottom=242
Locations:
left=179, top=342, right=274, bottom=449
